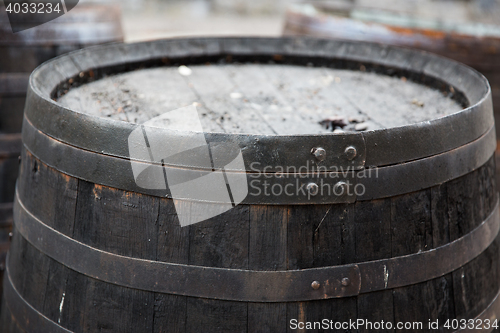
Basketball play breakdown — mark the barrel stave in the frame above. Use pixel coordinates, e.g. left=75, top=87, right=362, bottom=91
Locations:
left=73, top=180, right=160, bottom=260
left=17, top=149, right=78, bottom=237
left=247, top=205, right=288, bottom=331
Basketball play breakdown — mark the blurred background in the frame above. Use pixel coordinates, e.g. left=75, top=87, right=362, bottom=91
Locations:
left=109, top=0, right=500, bottom=42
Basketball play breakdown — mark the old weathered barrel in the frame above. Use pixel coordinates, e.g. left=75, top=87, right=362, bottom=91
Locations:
left=0, top=37, right=498, bottom=332
left=0, top=3, right=123, bottom=286
left=0, top=201, right=12, bottom=300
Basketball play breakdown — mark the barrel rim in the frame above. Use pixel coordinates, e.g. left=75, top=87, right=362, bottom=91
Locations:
left=24, top=36, right=494, bottom=171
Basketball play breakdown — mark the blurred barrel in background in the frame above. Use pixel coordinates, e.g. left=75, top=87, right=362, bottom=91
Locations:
left=0, top=2, right=123, bottom=300
left=0, top=3, right=124, bottom=128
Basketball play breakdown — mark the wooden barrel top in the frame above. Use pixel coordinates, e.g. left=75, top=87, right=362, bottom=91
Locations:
left=24, top=37, right=493, bottom=184
left=58, top=64, right=463, bottom=135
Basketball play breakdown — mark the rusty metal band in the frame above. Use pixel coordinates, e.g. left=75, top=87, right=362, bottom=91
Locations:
left=3, top=256, right=72, bottom=333
left=24, top=37, right=493, bottom=172
left=3, top=257, right=500, bottom=333
left=21, top=116, right=496, bottom=204
left=13, top=192, right=499, bottom=302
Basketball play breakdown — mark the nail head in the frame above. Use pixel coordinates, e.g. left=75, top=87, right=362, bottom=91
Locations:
left=307, top=183, right=319, bottom=196
left=345, top=146, right=357, bottom=160
left=311, top=147, right=326, bottom=161
left=334, top=182, right=348, bottom=195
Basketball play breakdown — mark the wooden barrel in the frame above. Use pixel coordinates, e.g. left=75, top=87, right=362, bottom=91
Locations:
left=0, top=3, right=123, bottom=286
left=0, top=37, right=498, bottom=332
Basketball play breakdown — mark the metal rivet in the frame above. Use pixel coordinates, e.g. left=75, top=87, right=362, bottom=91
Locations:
left=341, top=277, right=350, bottom=287
left=345, top=146, right=357, bottom=160
left=307, top=183, right=319, bottom=196
left=334, top=182, right=348, bottom=195
left=311, top=281, right=320, bottom=290
left=311, top=147, right=326, bottom=161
